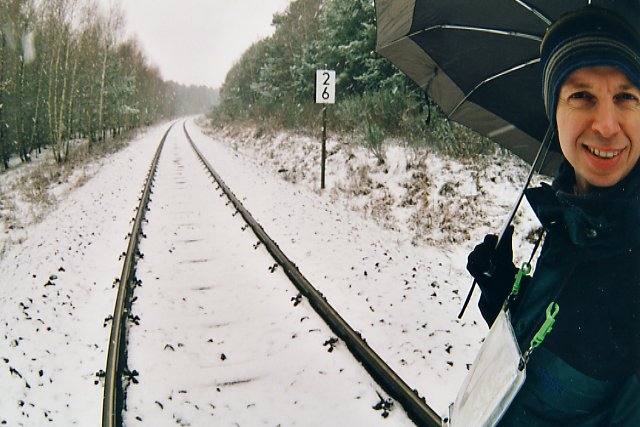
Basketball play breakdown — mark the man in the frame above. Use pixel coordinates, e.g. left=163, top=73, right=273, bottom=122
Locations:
left=466, top=7, right=640, bottom=426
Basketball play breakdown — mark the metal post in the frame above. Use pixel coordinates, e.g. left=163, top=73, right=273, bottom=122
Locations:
left=321, top=105, right=327, bottom=190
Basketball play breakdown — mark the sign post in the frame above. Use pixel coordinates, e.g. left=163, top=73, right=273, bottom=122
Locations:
left=315, top=70, right=335, bottom=189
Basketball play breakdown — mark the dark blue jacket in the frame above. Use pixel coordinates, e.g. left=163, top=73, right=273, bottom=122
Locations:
left=489, top=161, right=640, bottom=426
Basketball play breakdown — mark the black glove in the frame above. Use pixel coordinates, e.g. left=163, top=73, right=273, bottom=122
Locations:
left=466, top=225, right=517, bottom=309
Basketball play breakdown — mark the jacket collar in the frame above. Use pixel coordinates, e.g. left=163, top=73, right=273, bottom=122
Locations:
left=526, top=160, right=640, bottom=256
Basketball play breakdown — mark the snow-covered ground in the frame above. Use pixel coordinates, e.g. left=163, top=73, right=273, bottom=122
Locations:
left=125, top=125, right=418, bottom=426
left=0, top=117, right=544, bottom=426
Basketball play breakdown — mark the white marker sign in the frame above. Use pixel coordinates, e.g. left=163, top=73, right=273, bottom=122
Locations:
left=315, top=70, right=336, bottom=104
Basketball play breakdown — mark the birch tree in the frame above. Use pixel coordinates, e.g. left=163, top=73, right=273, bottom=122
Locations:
left=0, top=0, right=25, bottom=169
left=0, top=0, right=182, bottom=170
left=96, top=4, right=124, bottom=143
left=0, top=6, right=11, bottom=170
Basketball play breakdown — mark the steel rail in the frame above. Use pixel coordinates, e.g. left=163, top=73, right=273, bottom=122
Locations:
left=183, top=122, right=443, bottom=427
left=102, top=123, right=173, bottom=427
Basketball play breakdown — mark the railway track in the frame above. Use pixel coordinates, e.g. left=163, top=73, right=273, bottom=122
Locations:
left=101, top=121, right=443, bottom=427
left=102, top=123, right=173, bottom=427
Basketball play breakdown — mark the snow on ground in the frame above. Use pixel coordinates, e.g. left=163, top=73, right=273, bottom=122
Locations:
left=188, top=119, right=545, bottom=416
left=0, top=123, right=167, bottom=425
left=124, top=128, right=416, bottom=426
left=0, top=116, right=546, bottom=426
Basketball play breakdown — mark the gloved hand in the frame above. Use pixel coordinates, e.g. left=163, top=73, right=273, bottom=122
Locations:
left=466, top=225, right=518, bottom=308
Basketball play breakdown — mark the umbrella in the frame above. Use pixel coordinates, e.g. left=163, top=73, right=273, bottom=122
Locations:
left=375, top=1, right=640, bottom=318
left=375, top=0, right=640, bottom=176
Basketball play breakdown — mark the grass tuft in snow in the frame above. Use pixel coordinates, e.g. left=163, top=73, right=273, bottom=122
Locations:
left=201, top=120, right=544, bottom=251
left=0, top=131, right=136, bottom=258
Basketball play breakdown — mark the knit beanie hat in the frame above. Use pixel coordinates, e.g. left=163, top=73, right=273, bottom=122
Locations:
left=540, top=7, right=640, bottom=128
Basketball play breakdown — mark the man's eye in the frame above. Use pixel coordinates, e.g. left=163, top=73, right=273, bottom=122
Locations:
left=568, top=91, right=592, bottom=100
left=564, top=91, right=595, bottom=108
left=615, top=92, right=639, bottom=102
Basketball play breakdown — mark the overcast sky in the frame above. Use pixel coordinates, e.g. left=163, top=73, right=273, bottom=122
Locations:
left=102, top=0, right=292, bottom=89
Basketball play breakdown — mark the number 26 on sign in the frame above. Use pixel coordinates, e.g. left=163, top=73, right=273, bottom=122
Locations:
left=316, top=70, right=336, bottom=104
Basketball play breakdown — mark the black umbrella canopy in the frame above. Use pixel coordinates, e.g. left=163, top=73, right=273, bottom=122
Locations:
left=375, top=0, right=640, bottom=176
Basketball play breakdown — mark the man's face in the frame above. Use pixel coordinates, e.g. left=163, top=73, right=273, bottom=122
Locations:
left=556, top=66, right=640, bottom=193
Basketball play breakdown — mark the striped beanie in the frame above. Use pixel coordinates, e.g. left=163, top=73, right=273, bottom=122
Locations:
left=540, top=7, right=640, bottom=128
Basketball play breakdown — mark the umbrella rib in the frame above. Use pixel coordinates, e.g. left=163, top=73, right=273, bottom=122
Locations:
left=513, top=0, right=552, bottom=26
left=448, top=58, right=540, bottom=118
left=407, top=24, right=542, bottom=42
left=377, top=24, right=541, bottom=51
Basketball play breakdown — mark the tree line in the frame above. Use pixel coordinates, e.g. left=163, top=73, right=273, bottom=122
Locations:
left=0, top=0, right=217, bottom=170
left=212, top=0, right=494, bottom=158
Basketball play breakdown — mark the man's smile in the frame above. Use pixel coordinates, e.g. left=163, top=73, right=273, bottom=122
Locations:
left=585, top=145, right=622, bottom=159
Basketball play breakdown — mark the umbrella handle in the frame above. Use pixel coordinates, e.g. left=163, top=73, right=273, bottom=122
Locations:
left=458, top=279, right=478, bottom=319
left=457, top=127, right=555, bottom=319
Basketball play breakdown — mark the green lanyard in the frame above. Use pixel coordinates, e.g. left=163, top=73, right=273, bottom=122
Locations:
left=521, top=301, right=560, bottom=368
left=509, top=260, right=561, bottom=370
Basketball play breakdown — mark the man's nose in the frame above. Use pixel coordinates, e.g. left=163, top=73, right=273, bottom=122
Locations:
left=591, top=99, right=622, bottom=138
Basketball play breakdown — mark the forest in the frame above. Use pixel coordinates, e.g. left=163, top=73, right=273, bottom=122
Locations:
left=1, top=0, right=494, bottom=174
left=0, top=0, right=216, bottom=170
left=210, top=0, right=495, bottom=160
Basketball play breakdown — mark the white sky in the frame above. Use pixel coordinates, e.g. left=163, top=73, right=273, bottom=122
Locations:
left=102, top=0, right=292, bottom=89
